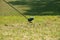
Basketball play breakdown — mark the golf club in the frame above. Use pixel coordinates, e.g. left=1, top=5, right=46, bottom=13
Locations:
left=3, top=0, right=34, bottom=23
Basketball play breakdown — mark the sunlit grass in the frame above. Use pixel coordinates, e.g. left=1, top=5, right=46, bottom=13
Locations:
left=0, top=16, right=60, bottom=40
left=0, top=0, right=60, bottom=40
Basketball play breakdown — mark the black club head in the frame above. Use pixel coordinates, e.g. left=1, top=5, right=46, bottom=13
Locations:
left=28, top=18, right=34, bottom=23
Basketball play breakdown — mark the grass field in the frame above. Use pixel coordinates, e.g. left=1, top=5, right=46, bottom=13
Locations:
left=0, top=0, right=60, bottom=40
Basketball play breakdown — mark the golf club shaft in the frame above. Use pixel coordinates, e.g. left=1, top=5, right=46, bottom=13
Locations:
left=3, top=0, right=28, bottom=19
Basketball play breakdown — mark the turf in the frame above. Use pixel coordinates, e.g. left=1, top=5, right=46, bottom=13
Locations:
left=0, top=0, right=60, bottom=40
left=0, top=16, right=60, bottom=40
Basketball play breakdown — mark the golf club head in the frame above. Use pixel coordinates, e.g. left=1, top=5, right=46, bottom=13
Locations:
left=28, top=18, right=34, bottom=23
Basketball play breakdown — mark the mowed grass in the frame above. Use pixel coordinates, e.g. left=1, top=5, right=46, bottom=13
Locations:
left=0, top=0, right=60, bottom=40
left=0, top=16, right=60, bottom=40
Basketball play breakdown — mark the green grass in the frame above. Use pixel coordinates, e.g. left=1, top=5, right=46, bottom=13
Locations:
left=0, top=16, right=60, bottom=40
left=0, top=0, right=60, bottom=40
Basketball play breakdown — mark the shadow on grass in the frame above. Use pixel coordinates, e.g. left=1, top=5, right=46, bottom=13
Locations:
left=8, top=1, right=29, bottom=5
left=8, top=1, right=60, bottom=16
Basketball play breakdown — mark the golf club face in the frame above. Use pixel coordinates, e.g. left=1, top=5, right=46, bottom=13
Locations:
left=28, top=18, right=34, bottom=23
